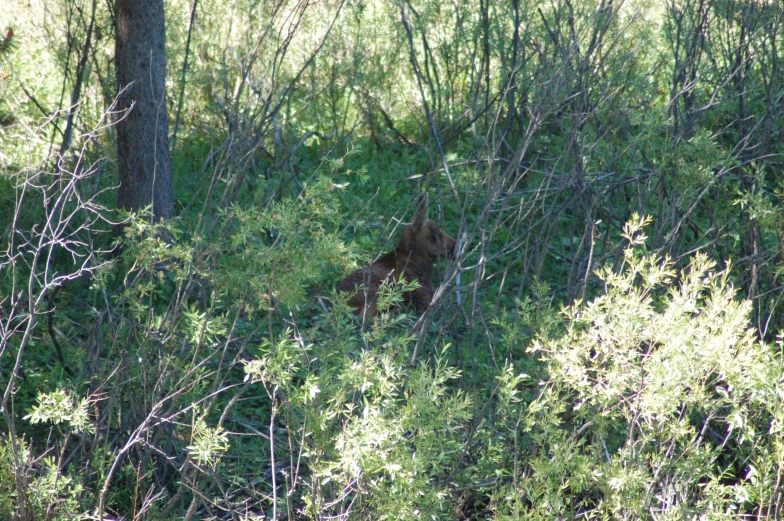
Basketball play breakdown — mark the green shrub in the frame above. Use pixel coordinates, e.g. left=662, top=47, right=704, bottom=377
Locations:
left=488, top=215, right=784, bottom=519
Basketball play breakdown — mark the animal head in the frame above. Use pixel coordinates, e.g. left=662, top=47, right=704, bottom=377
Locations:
left=398, top=193, right=457, bottom=260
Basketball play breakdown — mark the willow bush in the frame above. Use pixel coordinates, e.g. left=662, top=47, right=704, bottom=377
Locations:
left=480, top=215, right=784, bottom=519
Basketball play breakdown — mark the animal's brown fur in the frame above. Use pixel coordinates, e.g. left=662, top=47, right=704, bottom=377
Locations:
left=337, top=194, right=457, bottom=317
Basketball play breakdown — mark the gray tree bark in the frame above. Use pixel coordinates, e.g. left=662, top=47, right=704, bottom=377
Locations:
left=115, top=0, right=174, bottom=221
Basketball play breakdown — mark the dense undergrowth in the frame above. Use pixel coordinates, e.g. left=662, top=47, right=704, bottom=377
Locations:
left=2, top=0, right=784, bottom=519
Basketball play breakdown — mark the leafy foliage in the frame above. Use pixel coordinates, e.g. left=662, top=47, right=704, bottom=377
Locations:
left=485, top=216, right=784, bottom=519
left=2, top=0, right=784, bottom=518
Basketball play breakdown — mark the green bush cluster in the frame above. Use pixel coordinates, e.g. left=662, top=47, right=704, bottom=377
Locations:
left=13, top=195, right=784, bottom=519
left=2, top=0, right=784, bottom=518
left=484, top=215, right=784, bottom=519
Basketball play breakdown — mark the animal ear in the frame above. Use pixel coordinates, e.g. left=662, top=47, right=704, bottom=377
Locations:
left=413, top=193, right=429, bottom=230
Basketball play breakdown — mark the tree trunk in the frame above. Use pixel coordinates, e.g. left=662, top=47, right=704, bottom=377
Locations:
left=115, top=0, right=174, bottom=221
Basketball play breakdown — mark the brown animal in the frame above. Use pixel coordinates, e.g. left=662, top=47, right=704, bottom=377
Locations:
left=337, top=194, right=457, bottom=317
